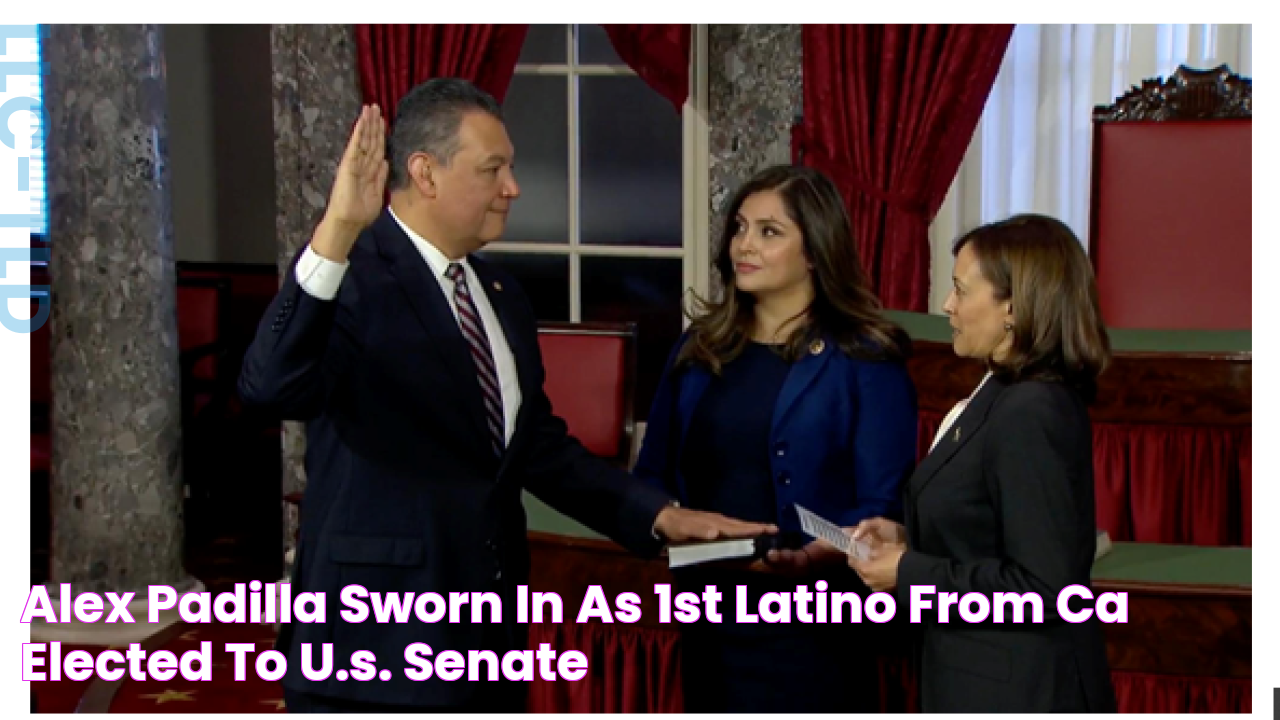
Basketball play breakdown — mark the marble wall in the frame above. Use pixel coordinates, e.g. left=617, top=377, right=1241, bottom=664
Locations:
left=707, top=25, right=802, bottom=298
left=42, top=25, right=194, bottom=594
left=269, top=25, right=361, bottom=554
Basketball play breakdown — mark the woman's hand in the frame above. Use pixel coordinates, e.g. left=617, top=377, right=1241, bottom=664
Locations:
left=848, top=517, right=906, bottom=548
left=849, top=542, right=906, bottom=592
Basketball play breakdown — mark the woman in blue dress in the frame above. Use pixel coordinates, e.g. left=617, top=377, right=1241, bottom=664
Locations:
left=633, top=165, right=919, bottom=712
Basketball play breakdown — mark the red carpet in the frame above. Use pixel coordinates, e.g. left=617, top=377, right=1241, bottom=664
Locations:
left=31, top=623, right=285, bottom=713
left=29, top=643, right=99, bottom=713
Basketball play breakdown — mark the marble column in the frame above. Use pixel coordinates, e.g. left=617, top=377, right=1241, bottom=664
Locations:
left=707, top=25, right=802, bottom=299
left=39, top=25, right=200, bottom=641
left=270, top=25, right=361, bottom=561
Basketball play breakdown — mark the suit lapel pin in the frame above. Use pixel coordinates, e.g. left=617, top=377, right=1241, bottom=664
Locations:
left=809, top=339, right=825, bottom=355
left=953, top=427, right=962, bottom=442
left=493, top=281, right=503, bottom=292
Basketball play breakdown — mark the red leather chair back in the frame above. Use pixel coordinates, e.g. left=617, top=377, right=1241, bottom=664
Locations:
left=178, top=263, right=278, bottom=346
left=537, top=322, right=637, bottom=464
left=1090, top=119, right=1251, bottom=330
left=177, top=282, right=226, bottom=381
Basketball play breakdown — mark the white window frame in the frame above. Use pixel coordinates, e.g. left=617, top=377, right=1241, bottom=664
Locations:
left=482, top=24, right=711, bottom=327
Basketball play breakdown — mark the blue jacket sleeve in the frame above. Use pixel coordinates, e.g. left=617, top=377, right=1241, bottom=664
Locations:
left=631, top=333, right=690, bottom=497
left=837, top=358, right=918, bottom=527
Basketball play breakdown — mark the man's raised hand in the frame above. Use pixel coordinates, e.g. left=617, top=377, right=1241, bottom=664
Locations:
left=312, top=104, right=389, bottom=262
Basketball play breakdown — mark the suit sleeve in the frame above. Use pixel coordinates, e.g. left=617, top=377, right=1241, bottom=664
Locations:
left=836, top=359, right=917, bottom=528
left=630, top=334, right=689, bottom=496
left=236, top=244, right=365, bottom=421
left=517, top=317, right=674, bottom=558
left=895, top=384, right=1088, bottom=623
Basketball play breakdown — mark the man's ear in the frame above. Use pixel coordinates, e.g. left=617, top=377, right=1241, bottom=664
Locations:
left=409, top=153, right=437, bottom=198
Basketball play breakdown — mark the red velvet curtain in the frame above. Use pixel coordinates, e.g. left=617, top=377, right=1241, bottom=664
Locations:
left=527, top=622, right=682, bottom=713
left=354, top=25, right=529, bottom=123
left=601, top=25, right=691, bottom=112
left=920, top=409, right=1250, bottom=547
left=795, top=25, right=1014, bottom=311
left=1240, top=432, right=1251, bottom=546
left=1111, top=671, right=1251, bottom=713
left=1093, top=424, right=1250, bottom=546
left=525, top=623, right=1250, bottom=713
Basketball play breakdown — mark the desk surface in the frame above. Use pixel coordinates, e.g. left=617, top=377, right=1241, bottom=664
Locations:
left=1092, top=541, right=1251, bottom=589
left=526, top=495, right=1251, bottom=591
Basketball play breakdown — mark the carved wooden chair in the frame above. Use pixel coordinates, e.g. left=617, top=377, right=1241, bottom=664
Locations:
left=1089, top=64, right=1251, bottom=331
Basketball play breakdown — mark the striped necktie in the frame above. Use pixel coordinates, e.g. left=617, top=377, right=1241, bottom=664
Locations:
left=445, top=263, right=504, bottom=456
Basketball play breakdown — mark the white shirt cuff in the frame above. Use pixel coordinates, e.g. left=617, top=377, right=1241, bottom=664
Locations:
left=295, top=244, right=349, bottom=301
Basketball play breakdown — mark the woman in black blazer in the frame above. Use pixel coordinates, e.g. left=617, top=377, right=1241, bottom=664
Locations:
left=847, top=214, right=1118, bottom=713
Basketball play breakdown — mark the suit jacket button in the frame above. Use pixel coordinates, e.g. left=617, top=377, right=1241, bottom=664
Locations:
left=494, top=570, right=503, bottom=581
left=777, top=472, right=790, bottom=485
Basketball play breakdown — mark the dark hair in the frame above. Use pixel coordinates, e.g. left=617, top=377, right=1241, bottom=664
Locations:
left=678, top=165, right=911, bottom=373
left=953, top=213, right=1112, bottom=401
left=387, top=78, right=503, bottom=190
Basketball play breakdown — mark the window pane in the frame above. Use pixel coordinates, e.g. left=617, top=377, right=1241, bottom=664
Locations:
left=502, top=75, right=569, bottom=244
left=581, top=257, right=684, bottom=420
left=579, top=75, right=682, bottom=247
left=577, top=25, right=624, bottom=65
left=518, top=24, right=567, bottom=64
left=475, top=253, right=569, bottom=321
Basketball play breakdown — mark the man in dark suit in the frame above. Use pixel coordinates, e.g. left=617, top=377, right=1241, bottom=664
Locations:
left=239, top=78, right=772, bottom=713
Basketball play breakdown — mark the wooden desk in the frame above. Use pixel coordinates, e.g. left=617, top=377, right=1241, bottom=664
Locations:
left=528, top=532, right=1251, bottom=693
left=1091, top=543, right=1250, bottom=680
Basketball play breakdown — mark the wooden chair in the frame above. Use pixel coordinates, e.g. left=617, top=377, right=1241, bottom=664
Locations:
left=536, top=320, right=639, bottom=467
left=1089, top=64, right=1251, bottom=330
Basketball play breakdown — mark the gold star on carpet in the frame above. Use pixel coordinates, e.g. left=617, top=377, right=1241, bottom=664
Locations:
left=261, top=698, right=287, bottom=710
left=139, top=689, right=196, bottom=705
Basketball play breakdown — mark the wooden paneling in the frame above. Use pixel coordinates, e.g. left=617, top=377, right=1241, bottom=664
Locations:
left=528, top=531, right=1251, bottom=679
left=905, top=339, right=1250, bottom=426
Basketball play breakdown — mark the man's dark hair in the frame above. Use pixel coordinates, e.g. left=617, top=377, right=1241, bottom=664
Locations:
left=387, top=78, right=503, bottom=190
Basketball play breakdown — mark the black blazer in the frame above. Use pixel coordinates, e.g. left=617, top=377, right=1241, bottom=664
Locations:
left=895, top=375, right=1117, bottom=713
left=238, top=210, right=671, bottom=707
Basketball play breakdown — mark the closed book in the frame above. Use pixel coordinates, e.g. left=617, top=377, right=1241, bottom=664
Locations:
left=667, top=534, right=782, bottom=569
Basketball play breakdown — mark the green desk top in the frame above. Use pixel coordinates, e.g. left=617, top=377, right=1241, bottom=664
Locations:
left=1091, top=541, right=1251, bottom=588
left=526, top=495, right=1252, bottom=590
left=885, top=310, right=1250, bottom=353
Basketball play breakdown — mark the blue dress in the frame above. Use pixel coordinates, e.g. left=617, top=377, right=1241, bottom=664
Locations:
left=673, top=342, right=881, bottom=713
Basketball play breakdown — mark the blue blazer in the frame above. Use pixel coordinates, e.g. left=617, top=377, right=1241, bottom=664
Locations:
left=634, top=332, right=919, bottom=535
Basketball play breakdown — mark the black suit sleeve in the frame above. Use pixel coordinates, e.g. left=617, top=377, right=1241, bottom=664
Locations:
left=896, top=384, right=1089, bottom=623
left=237, top=246, right=365, bottom=421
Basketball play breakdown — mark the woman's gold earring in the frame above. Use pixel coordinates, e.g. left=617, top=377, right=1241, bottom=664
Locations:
left=1004, top=322, right=1013, bottom=332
